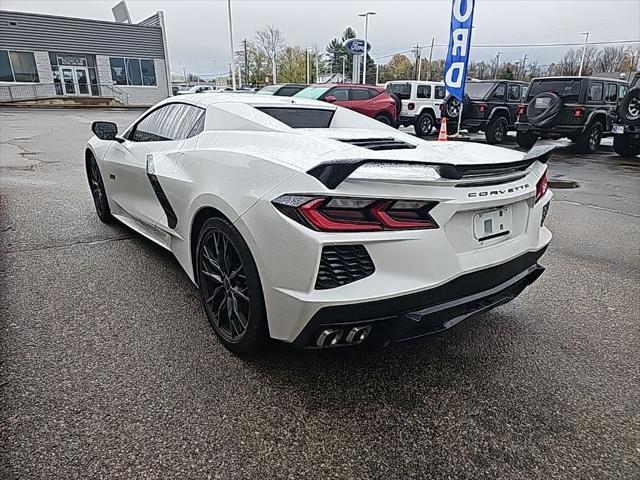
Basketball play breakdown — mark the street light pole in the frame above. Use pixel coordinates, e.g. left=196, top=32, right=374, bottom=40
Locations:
left=578, top=31, right=590, bottom=76
left=342, top=56, right=346, bottom=83
left=226, top=0, right=236, bottom=90
left=306, top=49, right=310, bottom=84
left=427, top=36, right=435, bottom=81
left=358, top=11, right=376, bottom=84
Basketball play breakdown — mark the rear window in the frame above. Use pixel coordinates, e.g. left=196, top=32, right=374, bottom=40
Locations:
left=294, top=86, right=331, bottom=99
left=386, top=83, right=411, bottom=100
left=257, top=107, right=334, bottom=128
left=434, top=86, right=446, bottom=99
left=465, top=82, right=497, bottom=100
left=527, top=79, right=582, bottom=103
left=256, top=85, right=279, bottom=95
left=275, top=86, right=304, bottom=96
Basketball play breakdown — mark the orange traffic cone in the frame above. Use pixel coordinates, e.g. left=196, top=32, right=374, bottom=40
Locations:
left=438, top=117, right=448, bottom=142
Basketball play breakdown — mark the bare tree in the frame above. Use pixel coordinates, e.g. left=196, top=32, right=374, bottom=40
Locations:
left=593, top=46, right=628, bottom=73
left=256, top=25, right=286, bottom=84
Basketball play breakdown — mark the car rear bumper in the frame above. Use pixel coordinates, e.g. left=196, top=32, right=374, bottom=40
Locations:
left=516, top=122, right=585, bottom=135
left=461, top=118, right=489, bottom=129
left=292, top=247, right=547, bottom=348
left=613, top=124, right=640, bottom=136
left=398, top=115, right=416, bottom=125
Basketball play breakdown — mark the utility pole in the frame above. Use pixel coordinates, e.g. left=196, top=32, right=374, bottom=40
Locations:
left=521, top=53, right=527, bottom=80
left=375, top=64, right=379, bottom=85
left=182, top=66, right=188, bottom=86
left=494, top=51, right=502, bottom=79
left=243, top=38, right=249, bottom=86
left=578, top=31, right=590, bottom=76
left=342, top=56, right=346, bottom=83
left=306, top=49, right=310, bottom=84
left=226, top=0, right=236, bottom=90
left=315, top=55, right=319, bottom=83
left=413, top=44, right=422, bottom=81
left=427, top=36, right=435, bottom=81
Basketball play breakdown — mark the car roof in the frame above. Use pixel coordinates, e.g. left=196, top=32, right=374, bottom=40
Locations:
left=530, top=76, right=628, bottom=83
left=162, top=92, right=336, bottom=110
left=385, top=80, right=445, bottom=85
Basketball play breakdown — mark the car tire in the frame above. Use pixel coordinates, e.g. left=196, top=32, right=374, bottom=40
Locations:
left=414, top=111, right=435, bottom=137
left=527, top=92, right=563, bottom=127
left=576, top=121, right=603, bottom=154
left=613, top=134, right=640, bottom=157
left=375, top=113, right=393, bottom=126
left=619, top=88, right=640, bottom=125
left=516, top=131, right=538, bottom=148
left=86, top=153, right=113, bottom=223
left=195, top=217, right=268, bottom=355
left=485, top=115, right=509, bottom=144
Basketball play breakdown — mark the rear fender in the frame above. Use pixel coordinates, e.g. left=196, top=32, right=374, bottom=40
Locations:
left=488, top=106, right=511, bottom=123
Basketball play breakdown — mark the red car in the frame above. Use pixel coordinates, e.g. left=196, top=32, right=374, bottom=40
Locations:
left=295, top=83, right=398, bottom=126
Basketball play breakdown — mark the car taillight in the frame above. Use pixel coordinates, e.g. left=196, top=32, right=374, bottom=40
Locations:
left=408, top=102, right=415, bottom=110
left=477, top=103, right=488, bottom=113
left=572, top=106, right=586, bottom=118
left=516, top=104, right=527, bottom=116
left=272, top=195, right=439, bottom=232
left=536, top=171, right=548, bottom=203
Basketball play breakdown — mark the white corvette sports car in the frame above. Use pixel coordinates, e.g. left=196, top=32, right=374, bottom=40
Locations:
left=86, top=93, right=552, bottom=354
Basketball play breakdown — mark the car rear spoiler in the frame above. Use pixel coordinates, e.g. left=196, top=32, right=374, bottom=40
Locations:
left=306, top=145, right=555, bottom=190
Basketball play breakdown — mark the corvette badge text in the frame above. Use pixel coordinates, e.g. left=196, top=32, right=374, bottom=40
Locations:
left=468, top=184, right=530, bottom=197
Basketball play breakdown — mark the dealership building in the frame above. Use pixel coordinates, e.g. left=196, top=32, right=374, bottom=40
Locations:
left=0, top=9, right=171, bottom=106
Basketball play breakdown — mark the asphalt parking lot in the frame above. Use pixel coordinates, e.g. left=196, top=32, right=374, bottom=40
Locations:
left=1, top=107, right=638, bottom=480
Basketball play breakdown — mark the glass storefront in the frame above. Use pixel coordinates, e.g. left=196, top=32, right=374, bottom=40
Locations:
left=49, top=52, right=99, bottom=96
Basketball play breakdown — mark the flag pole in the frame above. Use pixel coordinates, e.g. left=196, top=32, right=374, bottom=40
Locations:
left=456, top=103, right=463, bottom=136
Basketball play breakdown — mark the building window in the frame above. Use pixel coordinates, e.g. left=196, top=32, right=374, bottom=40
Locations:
left=110, top=57, right=157, bottom=86
left=0, top=51, right=13, bottom=82
left=140, top=59, right=156, bottom=86
left=0, top=50, right=39, bottom=82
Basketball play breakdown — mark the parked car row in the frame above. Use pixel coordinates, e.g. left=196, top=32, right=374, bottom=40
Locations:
left=173, top=75, right=639, bottom=157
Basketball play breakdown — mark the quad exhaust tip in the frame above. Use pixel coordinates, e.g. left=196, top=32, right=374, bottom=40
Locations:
left=316, top=325, right=372, bottom=348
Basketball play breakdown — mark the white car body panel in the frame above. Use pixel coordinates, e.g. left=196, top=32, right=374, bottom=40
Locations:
left=86, top=94, right=552, bottom=346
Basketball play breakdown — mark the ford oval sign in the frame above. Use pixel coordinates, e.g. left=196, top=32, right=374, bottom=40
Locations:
left=344, top=38, right=371, bottom=56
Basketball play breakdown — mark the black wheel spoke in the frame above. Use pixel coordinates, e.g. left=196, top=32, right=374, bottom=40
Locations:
left=199, top=229, right=251, bottom=342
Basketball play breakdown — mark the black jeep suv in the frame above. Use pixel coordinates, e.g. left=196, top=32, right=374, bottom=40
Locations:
left=441, top=80, right=527, bottom=144
left=515, top=76, right=628, bottom=153
left=612, top=73, right=640, bottom=157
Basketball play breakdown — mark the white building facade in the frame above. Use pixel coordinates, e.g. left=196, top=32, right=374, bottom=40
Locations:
left=0, top=10, right=171, bottom=106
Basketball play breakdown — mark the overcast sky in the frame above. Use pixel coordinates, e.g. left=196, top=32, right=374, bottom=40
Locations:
left=3, top=0, right=639, bottom=76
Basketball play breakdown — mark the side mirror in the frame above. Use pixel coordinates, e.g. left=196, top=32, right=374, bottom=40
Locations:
left=92, top=121, right=119, bottom=141
left=324, top=95, right=337, bottom=103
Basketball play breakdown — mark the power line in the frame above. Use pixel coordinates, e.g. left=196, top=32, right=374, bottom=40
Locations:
left=373, top=39, right=639, bottom=61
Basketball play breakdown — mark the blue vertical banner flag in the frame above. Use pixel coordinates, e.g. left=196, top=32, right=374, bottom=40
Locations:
left=444, top=0, right=476, bottom=101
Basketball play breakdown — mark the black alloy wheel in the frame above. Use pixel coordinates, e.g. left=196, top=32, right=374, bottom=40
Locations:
left=196, top=217, right=267, bottom=354
left=446, top=98, right=461, bottom=118
left=87, top=155, right=112, bottom=223
left=414, top=112, right=434, bottom=137
left=575, top=121, right=603, bottom=154
left=486, top=116, right=509, bottom=144
left=627, top=95, right=640, bottom=121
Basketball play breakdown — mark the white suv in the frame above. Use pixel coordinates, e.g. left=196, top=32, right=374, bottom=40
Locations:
left=385, top=81, right=447, bottom=137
